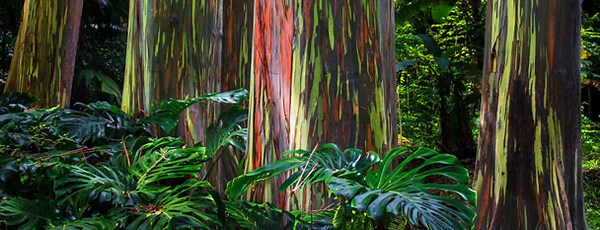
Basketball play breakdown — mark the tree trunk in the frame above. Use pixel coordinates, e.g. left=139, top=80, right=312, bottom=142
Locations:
left=206, top=0, right=254, bottom=196
left=246, top=0, right=397, bottom=211
left=4, top=0, right=83, bottom=108
left=474, top=0, right=585, bottom=228
left=121, top=0, right=222, bottom=144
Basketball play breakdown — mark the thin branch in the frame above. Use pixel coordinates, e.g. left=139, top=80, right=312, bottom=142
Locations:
left=122, top=139, right=131, bottom=167
left=38, top=147, right=98, bottom=161
left=289, top=144, right=319, bottom=197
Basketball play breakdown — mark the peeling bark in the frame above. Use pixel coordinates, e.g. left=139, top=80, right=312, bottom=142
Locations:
left=121, top=0, right=222, bottom=144
left=4, top=0, right=84, bottom=108
left=474, top=0, right=584, bottom=228
left=247, top=0, right=397, bottom=211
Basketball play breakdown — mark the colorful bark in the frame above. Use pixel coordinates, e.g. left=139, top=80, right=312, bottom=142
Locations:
left=247, top=0, right=397, bottom=210
left=221, top=0, right=253, bottom=92
left=121, top=0, right=222, bottom=144
left=4, top=0, right=83, bottom=108
left=208, top=0, right=254, bottom=195
left=474, top=0, right=584, bottom=228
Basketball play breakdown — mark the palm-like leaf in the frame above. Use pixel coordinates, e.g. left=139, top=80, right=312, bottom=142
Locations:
left=59, top=102, right=149, bottom=144
left=129, top=137, right=208, bottom=191
left=224, top=200, right=308, bottom=230
left=125, top=180, right=219, bottom=230
left=56, top=163, right=133, bottom=206
left=0, top=197, right=59, bottom=229
left=50, top=217, right=118, bottom=230
left=226, top=143, right=379, bottom=200
left=54, top=137, right=217, bottom=228
left=327, top=147, right=476, bottom=229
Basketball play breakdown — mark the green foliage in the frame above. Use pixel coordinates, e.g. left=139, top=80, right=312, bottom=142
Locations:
left=1, top=136, right=220, bottom=229
left=228, top=144, right=476, bottom=229
left=584, top=169, right=600, bottom=230
left=60, top=102, right=151, bottom=145
left=396, top=0, right=482, bottom=158
left=0, top=92, right=38, bottom=114
left=327, top=148, right=475, bottom=229
left=130, top=137, right=207, bottom=188
left=224, top=200, right=309, bottom=230
left=143, top=89, right=249, bottom=133
left=205, top=105, right=248, bottom=158
left=583, top=115, right=600, bottom=170
left=71, top=0, right=129, bottom=106
left=581, top=11, right=600, bottom=229
left=0, top=197, right=60, bottom=229
left=0, top=91, right=254, bottom=229
left=78, top=69, right=123, bottom=101
left=50, top=218, right=118, bottom=230
left=582, top=12, right=600, bottom=81
left=226, top=144, right=380, bottom=200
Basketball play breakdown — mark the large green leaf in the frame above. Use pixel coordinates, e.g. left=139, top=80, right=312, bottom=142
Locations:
left=205, top=105, right=248, bottom=158
left=224, top=200, right=309, bottom=230
left=328, top=147, right=476, bottom=229
left=56, top=163, right=133, bottom=206
left=395, top=0, right=453, bottom=25
left=141, top=89, right=249, bottom=133
left=80, top=69, right=123, bottom=101
left=129, top=137, right=208, bottom=191
left=50, top=217, right=118, bottom=230
left=225, top=143, right=380, bottom=200
left=59, top=102, right=150, bottom=145
left=0, top=197, right=60, bottom=229
left=431, top=5, right=453, bottom=23
left=226, top=158, right=304, bottom=200
left=125, top=180, right=219, bottom=230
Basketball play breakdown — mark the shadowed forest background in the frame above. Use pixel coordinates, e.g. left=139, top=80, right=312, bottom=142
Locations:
left=0, top=0, right=599, bottom=229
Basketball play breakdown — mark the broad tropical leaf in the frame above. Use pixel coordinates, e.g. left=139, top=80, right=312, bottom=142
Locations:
left=301, top=211, right=335, bottom=230
left=56, top=163, right=133, bottom=206
left=129, top=137, right=208, bottom=191
left=229, top=145, right=475, bottom=229
left=50, top=217, right=118, bottom=230
left=125, top=180, right=219, bottom=230
left=205, top=105, right=248, bottom=157
left=224, top=200, right=309, bottom=230
left=59, top=102, right=149, bottom=144
left=141, top=89, right=249, bottom=133
left=79, top=69, right=123, bottom=101
left=328, top=147, right=476, bottom=229
left=0, top=197, right=60, bottom=229
left=226, top=143, right=379, bottom=200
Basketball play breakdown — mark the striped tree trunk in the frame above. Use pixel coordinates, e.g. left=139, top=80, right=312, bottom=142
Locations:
left=4, top=0, right=83, bottom=108
left=247, top=0, right=397, bottom=211
left=474, top=0, right=585, bottom=228
left=121, top=0, right=222, bottom=144
left=207, top=0, right=254, bottom=195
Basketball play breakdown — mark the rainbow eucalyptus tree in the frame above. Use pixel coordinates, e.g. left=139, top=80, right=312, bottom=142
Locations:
left=246, top=0, right=397, bottom=210
left=207, top=0, right=254, bottom=194
left=4, top=0, right=83, bottom=108
left=474, top=0, right=585, bottom=228
left=121, top=0, right=222, bottom=144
